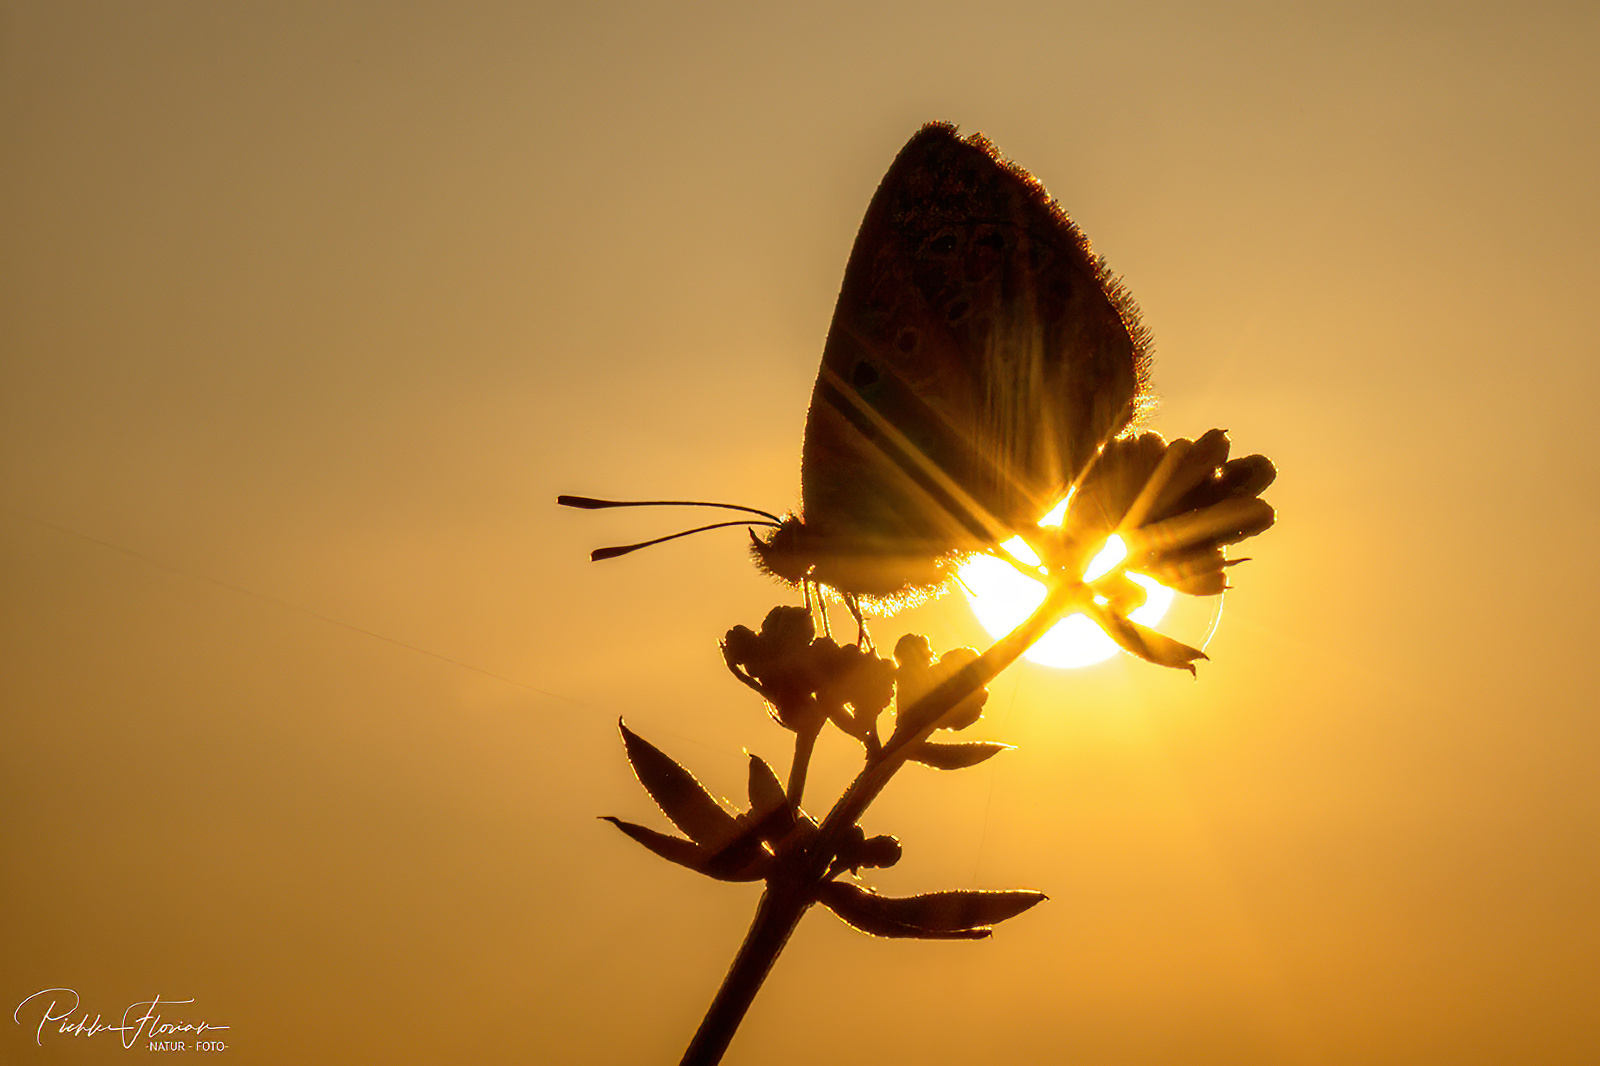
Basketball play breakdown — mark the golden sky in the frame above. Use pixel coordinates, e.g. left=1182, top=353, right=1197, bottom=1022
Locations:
left=3, top=2, right=1598, bottom=1063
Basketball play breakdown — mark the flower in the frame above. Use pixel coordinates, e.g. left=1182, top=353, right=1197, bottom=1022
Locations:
left=722, top=607, right=894, bottom=739
left=889, top=634, right=989, bottom=737
left=1034, top=429, right=1276, bottom=673
left=723, top=607, right=823, bottom=732
left=812, top=637, right=895, bottom=744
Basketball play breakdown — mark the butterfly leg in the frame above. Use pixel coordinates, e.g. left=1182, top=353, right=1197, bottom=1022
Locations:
left=844, top=592, right=873, bottom=651
left=807, top=578, right=835, bottom=641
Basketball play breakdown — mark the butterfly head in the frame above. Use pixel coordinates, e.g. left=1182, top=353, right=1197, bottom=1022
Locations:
left=748, top=517, right=813, bottom=586
left=751, top=517, right=956, bottom=606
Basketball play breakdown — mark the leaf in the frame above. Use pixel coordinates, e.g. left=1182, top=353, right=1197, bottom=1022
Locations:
left=555, top=495, right=622, bottom=509
left=601, top=817, right=770, bottom=882
left=905, top=740, right=1013, bottom=770
left=618, top=720, right=738, bottom=848
left=746, top=754, right=795, bottom=841
left=704, top=844, right=772, bottom=882
left=818, top=882, right=1047, bottom=938
left=871, top=886, right=1047, bottom=930
left=816, top=882, right=990, bottom=939
left=1092, top=608, right=1208, bottom=675
left=746, top=753, right=786, bottom=811
left=600, top=816, right=706, bottom=871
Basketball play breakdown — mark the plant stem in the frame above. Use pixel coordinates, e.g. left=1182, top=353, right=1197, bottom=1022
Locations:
left=678, top=880, right=810, bottom=1066
left=809, top=580, right=1079, bottom=868
left=678, top=581, right=1079, bottom=1065
left=786, top=727, right=817, bottom=806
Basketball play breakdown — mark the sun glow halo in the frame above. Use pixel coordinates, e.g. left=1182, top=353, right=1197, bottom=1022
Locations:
left=958, top=505, right=1176, bottom=669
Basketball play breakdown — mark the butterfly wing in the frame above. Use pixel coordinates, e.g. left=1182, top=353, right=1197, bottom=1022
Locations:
left=793, top=123, right=1151, bottom=596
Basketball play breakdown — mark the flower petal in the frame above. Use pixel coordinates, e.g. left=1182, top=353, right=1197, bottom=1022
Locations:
left=1138, top=545, right=1229, bottom=596
left=1147, top=429, right=1234, bottom=523
left=1218, top=453, right=1276, bottom=499
left=1131, top=496, right=1275, bottom=557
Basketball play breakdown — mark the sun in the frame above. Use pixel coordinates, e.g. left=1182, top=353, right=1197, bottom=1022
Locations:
left=958, top=500, right=1178, bottom=669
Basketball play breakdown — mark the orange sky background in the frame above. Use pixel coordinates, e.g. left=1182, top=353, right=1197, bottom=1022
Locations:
left=4, top=2, right=1598, bottom=1063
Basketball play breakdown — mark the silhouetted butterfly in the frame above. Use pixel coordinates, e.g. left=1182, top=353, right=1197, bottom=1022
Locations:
left=563, top=121, right=1150, bottom=623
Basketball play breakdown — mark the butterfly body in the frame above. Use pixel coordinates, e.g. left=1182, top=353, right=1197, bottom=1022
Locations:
left=752, top=122, right=1151, bottom=605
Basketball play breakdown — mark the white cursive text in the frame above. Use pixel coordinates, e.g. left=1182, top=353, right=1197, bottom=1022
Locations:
left=14, top=988, right=229, bottom=1049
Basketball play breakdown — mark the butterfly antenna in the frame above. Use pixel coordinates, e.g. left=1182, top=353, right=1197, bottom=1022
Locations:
left=557, top=495, right=783, bottom=524
left=589, top=520, right=780, bottom=562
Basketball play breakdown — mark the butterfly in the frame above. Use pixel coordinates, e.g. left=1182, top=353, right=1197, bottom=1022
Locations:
left=563, top=122, right=1150, bottom=626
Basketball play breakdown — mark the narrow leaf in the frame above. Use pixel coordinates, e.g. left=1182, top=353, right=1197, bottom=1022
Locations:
left=701, top=831, right=773, bottom=882
left=1092, top=608, right=1208, bottom=675
left=905, top=740, right=1013, bottom=770
left=747, top=753, right=787, bottom=812
left=600, top=817, right=769, bottom=882
left=865, top=884, right=1044, bottom=930
left=618, top=720, right=738, bottom=847
left=600, top=816, right=706, bottom=872
left=817, top=882, right=991, bottom=940
left=746, top=754, right=795, bottom=841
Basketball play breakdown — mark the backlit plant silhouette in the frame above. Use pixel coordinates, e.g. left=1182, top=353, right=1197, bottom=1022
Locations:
left=569, top=428, right=1275, bottom=1065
